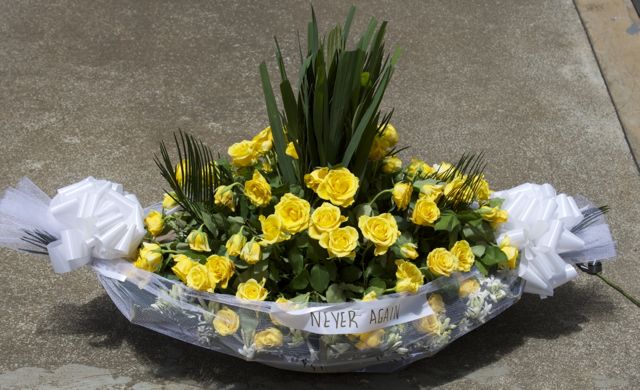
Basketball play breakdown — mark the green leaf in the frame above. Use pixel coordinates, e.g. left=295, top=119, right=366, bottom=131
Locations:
left=289, top=269, right=309, bottom=290
left=367, top=278, right=386, bottom=296
left=471, top=245, right=486, bottom=258
left=481, top=245, right=508, bottom=266
left=339, top=265, right=362, bottom=283
left=310, top=264, right=330, bottom=292
left=326, top=283, right=345, bottom=303
left=475, top=261, right=488, bottom=276
left=434, top=211, right=461, bottom=232
left=288, top=249, right=304, bottom=275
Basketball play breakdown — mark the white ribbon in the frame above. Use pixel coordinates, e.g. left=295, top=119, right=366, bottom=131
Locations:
left=46, top=177, right=145, bottom=273
left=492, top=183, right=586, bottom=297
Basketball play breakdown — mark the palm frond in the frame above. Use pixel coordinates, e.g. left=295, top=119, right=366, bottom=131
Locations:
left=20, top=228, right=57, bottom=255
left=432, top=153, right=487, bottom=210
left=572, top=205, right=609, bottom=233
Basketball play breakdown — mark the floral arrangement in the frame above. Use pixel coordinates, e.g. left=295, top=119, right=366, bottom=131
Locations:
left=0, top=7, right=621, bottom=372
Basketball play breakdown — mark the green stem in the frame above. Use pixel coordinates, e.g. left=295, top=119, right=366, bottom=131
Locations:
left=368, top=189, right=392, bottom=206
left=595, top=273, right=640, bottom=308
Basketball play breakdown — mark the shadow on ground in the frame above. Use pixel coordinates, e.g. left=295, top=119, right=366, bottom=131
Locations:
left=42, top=283, right=615, bottom=389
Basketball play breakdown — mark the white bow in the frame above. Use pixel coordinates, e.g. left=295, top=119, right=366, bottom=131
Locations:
left=46, top=177, right=145, bottom=273
left=492, top=183, right=587, bottom=297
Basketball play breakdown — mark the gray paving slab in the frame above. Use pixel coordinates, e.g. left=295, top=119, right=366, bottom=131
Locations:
left=0, top=1, right=638, bottom=389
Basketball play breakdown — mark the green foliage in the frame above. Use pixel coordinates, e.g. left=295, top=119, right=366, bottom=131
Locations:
left=260, top=6, right=399, bottom=186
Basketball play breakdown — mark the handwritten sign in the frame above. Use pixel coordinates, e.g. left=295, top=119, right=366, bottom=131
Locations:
left=270, top=293, right=433, bottom=335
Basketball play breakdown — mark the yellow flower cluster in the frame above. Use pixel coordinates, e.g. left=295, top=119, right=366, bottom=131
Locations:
left=369, top=123, right=398, bottom=160
left=170, top=253, right=235, bottom=292
left=306, top=167, right=359, bottom=207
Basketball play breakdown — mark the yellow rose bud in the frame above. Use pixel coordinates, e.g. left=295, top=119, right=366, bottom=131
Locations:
left=254, top=327, right=283, bottom=350
left=406, top=158, right=434, bottom=179
left=459, top=278, right=481, bottom=298
left=214, top=185, right=236, bottom=211
left=392, top=182, right=412, bottom=210
left=395, top=259, right=424, bottom=294
left=261, top=161, right=273, bottom=173
left=162, top=192, right=178, bottom=209
left=252, top=126, right=273, bottom=154
left=362, top=291, right=377, bottom=301
left=308, top=202, right=347, bottom=240
left=205, top=255, right=235, bottom=289
left=319, top=226, right=359, bottom=259
left=358, top=213, right=401, bottom=256
left=187, top=229, right=211, bottom=252
left=316, top=167, right=359, bottom=208
left=240, top=240, right=262, bottom=265
left=236, top=278, right=269, bottom=301
left=380, top=123, right=398, bottom=148
left=259, top=214, right=290, bottom=245
left=444, top=176, right=473, bottom=204
left=274, top=193, right=311, bottom=234
left=411, top=198, right=440, bottom=226
left=475, top=176, right=491, bottom=201
left=427, top=248, right=459, bottom=277
left=133, top=242, right=163, bottom=272
left=381, top=155, right=402, bottom=174
left=499, top=236, right=519, bottom=269
left=354, top=329, right=385, bottom=350
left=171, top=254, right=197, bottom=283
left=428, top=293, right=446, bottom=314
left=369, top=136, right=387, bottom=160
left=175, top=160, right=187, bottom=187
left=144, top=210, right=164, bottom=236
left=419, top=183, right=443, bottom=202
left=225, top=232, right=247, bottom=257
left=186, top=264, right=213, bottom=292
left=414, top=314, right=442, bottom=335
left=228, top=140, right=258, bottom=167
left=285, top=141, right=299, bottom=159
left=244, top=170, right=272, bottom=207
left=479, top=206, right=508, bottom=228
left=450, top=240, right=475, bottom=273
left=212, top=307, right=240, bottom=336
left=304, top=167, right=329, bottom=191
left=399, top=242, right=419, bottom=260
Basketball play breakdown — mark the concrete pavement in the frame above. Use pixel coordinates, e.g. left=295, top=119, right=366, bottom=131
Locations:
left=1, top=1, right=639, bottom=388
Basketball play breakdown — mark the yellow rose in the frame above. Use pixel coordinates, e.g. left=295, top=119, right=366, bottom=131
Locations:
left=244, top=170, right=272, bottom=207
left=380, top=123, right=398, bottom=148
left=259, top=214, right=290, bottom=245
left=171, top=254, right=197, bottom=283
left=381, top=155, right=402, bottom=174
left=175, top=160, right=187, bottom=187
left=433, top=162, right=456, bottom=178
left=475, top=176, right=491, bottom=201
left=205, top=255, right=235, bottom=289
left=479, top=206, right=508, bottom=227
left=411, top=198, right=440, bottom=226
left=499, top=236, right=519, bottom=269
left=428, top=293, right=445, bottom=314
left=399, top=242, right=419, bottom=260
left=419, top=184, right=443, bottom=202
left=362, top=291, right=377, bottom=301
left=269, top=297, right=291, bottom=326
left=354, top=329, right=385, bottom=350
left=304, top=167, right=329, bottom=191
left=214, top=185, right=236, bottom=211
left=358, top=213, right=400, bottom=256
left=252, top=126, right=273, bottom=154
left=240, top=240, right=262, bottom=265
left=414, top=314, right=442, bottom=335
left=254, top=327, right=283, bottom=350
left=212, top=307, right=240, bottom=336
left=395, top=259, right=424, bottom=294
left=459, top=278, right=481, bottom=298
left=308, top=202, right=347, bottom=240
left=369, top=136, right=387, bottom=160
left=316, top=167, right=359, bottom=207
left=144, top=210, right=164, bottom=236
left=285, top=141, right=299, bottom=159
left=319, top=226, right=359, bottom=259
left=228, top=140, right=258, bottom=167
left=450, top=240, right=475, bottom=273
left=406, top=158, right=434, bottom=179
left=187, top=229, right=211, bottom=252
left=186, top=264, right=213, bottom=292
left=261, top=161, right=273, bottom=173
left=133, top=242, right=163, bottom=272
left=162, top=192, right=178, bottom=209
left=427, top=248, right=458, bottom=277
left=225, top=232, right=246, bottom=257
left=444, top=176, right=473, bottom=203
left=274, top=193, right=310, bottom=234
left=392, top=182, right=412, bottom=210
left=236, top=278, right=269, bottom=301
